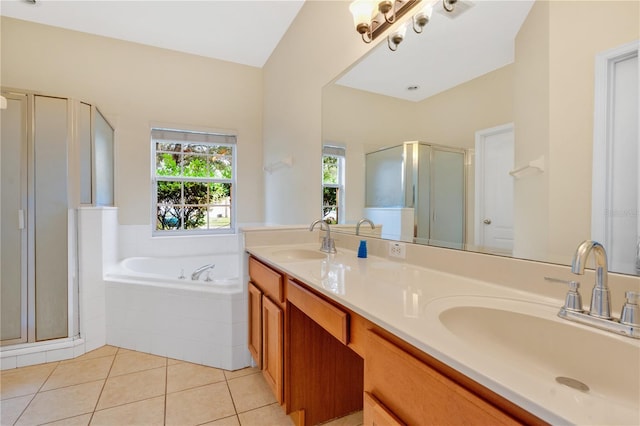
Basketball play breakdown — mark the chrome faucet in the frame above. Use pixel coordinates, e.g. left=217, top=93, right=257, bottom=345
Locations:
left=356, top=218, right=375, bottom=236
left=309, top=219, right=336, bottom=254
left=571, top=240, right=611, bottom=318
left=551, top=240, right=639, bottom=339
left=191, top=263, right=215, bottom=281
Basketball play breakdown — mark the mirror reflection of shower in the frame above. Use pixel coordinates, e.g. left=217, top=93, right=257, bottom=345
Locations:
left=364, top=141, right=466, bottom=249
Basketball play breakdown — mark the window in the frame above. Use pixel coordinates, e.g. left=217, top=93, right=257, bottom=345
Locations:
left=152, top=128, right=235, bottom=234
left=322, top=145, right=345, bottom=224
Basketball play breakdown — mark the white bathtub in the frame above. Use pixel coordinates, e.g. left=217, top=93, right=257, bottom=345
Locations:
left=104, top=253, right=250, bottom=370
left=109, top=255, right=241, bottom=290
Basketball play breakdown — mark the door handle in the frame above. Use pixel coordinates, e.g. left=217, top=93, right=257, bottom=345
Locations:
left=483, top=219, right=492, bottom=225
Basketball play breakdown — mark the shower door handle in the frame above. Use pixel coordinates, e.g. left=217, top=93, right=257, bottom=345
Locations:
left=18, top=209, right=25, bottom=229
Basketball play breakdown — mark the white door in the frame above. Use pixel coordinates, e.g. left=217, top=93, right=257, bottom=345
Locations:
left=592, top=41, right=639, bottom=275
left=475, top=124, right=514, bottom=253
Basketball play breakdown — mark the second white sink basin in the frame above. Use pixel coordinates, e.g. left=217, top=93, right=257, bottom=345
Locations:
left=425, top=296, right=640, bottom=424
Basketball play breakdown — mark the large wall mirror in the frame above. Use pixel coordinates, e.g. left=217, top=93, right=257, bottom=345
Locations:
left=322, top=0, right=639, bottom=276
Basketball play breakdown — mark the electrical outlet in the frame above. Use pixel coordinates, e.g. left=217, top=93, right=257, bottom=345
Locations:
left=388, top=242, right=406, bottom=259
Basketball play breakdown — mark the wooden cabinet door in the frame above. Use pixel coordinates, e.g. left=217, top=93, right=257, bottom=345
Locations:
left=262, top=295, right=283, bottom=404
left=363, top=392, right=405, bottom=426
left=365, top=331, right=518, bottom=425
left=248, top=282, right=263, bottom=368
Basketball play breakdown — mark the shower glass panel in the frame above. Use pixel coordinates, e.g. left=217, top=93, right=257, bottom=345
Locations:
left=1, top=94, right=28, bottom=344
left=430, top=149, right=465, bottom=249
left=94, top=108, right=115, bottom=206
left=34, top=95, right=69, bottom=341
left=365, top=145, right=404, bottom=207
left=79, top=103, right=93, bottom=204
left=415, top=144, right=431, bottom=242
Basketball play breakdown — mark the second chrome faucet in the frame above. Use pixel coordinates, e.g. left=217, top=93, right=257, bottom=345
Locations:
left=310, top=219, right=336, bottom=254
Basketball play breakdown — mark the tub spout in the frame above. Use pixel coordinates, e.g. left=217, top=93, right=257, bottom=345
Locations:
left=192, top=263, right=215, bottom=281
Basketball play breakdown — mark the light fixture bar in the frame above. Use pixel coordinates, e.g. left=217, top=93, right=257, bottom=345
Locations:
left=370, top=0, right=422, bottom=42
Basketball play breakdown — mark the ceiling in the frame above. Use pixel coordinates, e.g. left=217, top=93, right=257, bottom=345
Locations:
left=0, top=0, right=306, bottom=68
left=336, top=0, right=535, bottom=102
left=1, top=0, right=534, bottom=101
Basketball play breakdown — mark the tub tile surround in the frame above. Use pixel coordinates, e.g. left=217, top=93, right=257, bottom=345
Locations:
left=242, top=226, right=640, bottom=424
left=3, top=210, right=251, bottom=372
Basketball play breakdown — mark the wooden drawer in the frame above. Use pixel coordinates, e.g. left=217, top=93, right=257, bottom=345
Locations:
left=249, top=257, right=284, bottom=303
left=287, top=279, right=349, bottom=345
left=365, top=330, right=518, bottom=425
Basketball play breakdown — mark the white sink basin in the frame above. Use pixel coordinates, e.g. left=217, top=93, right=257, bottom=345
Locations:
left=269, top=248, right=327, bottom=261
left=426, top=296, right=640, bottom=423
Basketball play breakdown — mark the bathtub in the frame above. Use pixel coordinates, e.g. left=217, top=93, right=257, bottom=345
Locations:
left=104, top=254, right=251, bottom=370
left=109, top=255, right=241, bottom=290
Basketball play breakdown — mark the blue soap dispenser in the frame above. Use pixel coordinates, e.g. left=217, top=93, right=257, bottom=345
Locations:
left=357, top=240, right=367, bottom=258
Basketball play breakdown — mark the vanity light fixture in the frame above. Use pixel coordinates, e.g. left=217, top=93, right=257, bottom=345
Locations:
left=387, top=23, right=408, bottom=51
left=349, top=0, right=458, bottom=51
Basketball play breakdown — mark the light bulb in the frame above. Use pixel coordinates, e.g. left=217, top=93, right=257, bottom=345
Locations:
left=349, top=0, right=376, bottom=33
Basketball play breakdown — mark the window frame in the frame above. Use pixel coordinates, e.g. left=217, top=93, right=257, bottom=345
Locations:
left=322, top=145, right=346, bottom=224
left=151, top=126, right=237, bottom=236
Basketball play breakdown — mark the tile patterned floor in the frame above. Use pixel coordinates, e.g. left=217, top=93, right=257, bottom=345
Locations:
left=0, top=346, right=363, bottom=426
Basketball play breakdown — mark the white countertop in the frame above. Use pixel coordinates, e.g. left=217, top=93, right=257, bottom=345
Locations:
left=246, top=243, right=640, bottom=426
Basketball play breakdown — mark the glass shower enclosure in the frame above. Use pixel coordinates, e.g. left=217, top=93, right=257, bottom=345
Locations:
left=1, top=89, right=114, bottom=347
left=365, top=141, right=466, bottom=248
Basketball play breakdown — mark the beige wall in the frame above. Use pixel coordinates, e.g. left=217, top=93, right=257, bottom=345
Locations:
left=263, top=0, right=370, bottom=225
left=1, top=17, right=264, bottom=227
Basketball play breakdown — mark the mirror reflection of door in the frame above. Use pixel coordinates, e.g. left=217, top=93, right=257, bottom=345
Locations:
left=592, top=41, right=639, bottom=275
left=475, top=124, right=515, bottom=254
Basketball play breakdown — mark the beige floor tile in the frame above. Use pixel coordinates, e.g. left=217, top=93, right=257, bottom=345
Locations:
left=223, top=367, right=260, bottom=381
left=42, top=357, right=113, bottom=391
left=202, top=414, right=240, bottom=425
left=109, top=351, right=166, bottom=377
left=167, top=361, right=226, bottom=393
left=90, top=395, right=164, bottom=426
left=96, top=367, right=166, bottom=411
left=62, top=346, right=118, bottom=364
left=227, top=372, right=276, bottom=413
left=1, top=363, right=58, bottom=400
left=15, top=380, right=103, bottom=426
left=237, top=402, right=293, bottom=426
left=320, top=411, right=364, bottom=426
left=42, top=413, right=92, bottom=425
left=1, top=394, right=33, bottom=425
left=167, top=358, right=184, bottom=366
left=165, top=382, right=235, bottom=426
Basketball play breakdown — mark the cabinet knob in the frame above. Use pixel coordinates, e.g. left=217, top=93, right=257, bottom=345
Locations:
left=483, top=219, right=492, bottom=225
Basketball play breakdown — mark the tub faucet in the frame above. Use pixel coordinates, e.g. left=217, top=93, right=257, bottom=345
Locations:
left=356, top=218, right=375, bottom=236
left=191, top=263, right=215, bottom=281
left=571, top=240, right=611, bottom=319
left=310, top=219, right=336, bottom=254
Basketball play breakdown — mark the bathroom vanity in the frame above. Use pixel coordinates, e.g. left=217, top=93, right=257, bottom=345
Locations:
left=247, top=253, right=539, bottom=425
left=244, top=232, right=640, bottom=426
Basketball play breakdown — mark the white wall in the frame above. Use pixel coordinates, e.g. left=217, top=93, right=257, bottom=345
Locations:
left=1, top=17, right=264, bottom=228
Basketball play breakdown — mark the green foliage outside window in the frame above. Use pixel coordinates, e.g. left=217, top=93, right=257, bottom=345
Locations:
left=155, top=142, right=232, bottom=231
left=322, top=155, right=339, bottom=224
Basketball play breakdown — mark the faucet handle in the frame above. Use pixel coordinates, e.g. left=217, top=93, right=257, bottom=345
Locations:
left=620, top=291, right=640, bottom=326
left=545, top=277, right=583, bottom=312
